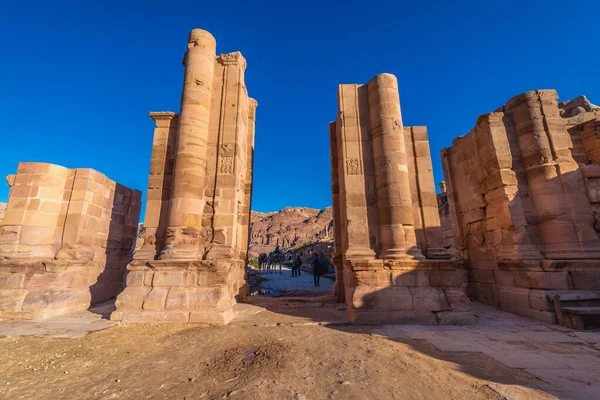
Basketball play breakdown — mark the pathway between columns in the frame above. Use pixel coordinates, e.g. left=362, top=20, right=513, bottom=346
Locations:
left=248, top=265, right=334, bottom=297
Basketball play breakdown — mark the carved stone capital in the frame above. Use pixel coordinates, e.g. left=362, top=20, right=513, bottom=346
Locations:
left=217, top=51, right=247, bottom=70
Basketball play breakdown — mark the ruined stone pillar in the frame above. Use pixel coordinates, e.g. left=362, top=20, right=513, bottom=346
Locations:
left=404, top=126, right=449, bottom=259
left=0, top=163, right=68, bottom=259
left=508, top=90, right=600, bottom=259
left=160, top=29, right=216, bottom=260
left=367, top=74, right=423, bottom=259
left=205, top=52, right=249, bottom=260
left=336, top=84, right=376, bottom=259
left=329, top=122, right=345, bottom=301
left=135, top=112, right=177, bottom=260
left=239, top=98, right=258, bottom=261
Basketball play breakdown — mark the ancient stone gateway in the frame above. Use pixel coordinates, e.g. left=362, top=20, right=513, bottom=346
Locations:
left=110, top=29, right=473, bottom=325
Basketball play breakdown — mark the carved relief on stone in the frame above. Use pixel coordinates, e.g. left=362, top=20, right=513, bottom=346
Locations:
left=219, top=157, right=234, bottom=174
left=346, top=158, right=361, bottom=175
left=221, top=143, right=234, bottom=157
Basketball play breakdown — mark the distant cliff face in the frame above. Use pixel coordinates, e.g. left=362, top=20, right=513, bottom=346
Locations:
left=248, top=206, right=333, bottom=257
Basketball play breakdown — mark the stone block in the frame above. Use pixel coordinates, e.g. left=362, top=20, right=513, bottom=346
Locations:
left=143, top=271, right=154, bottom=286
left=409, top=287, right=449, bottom=312
left=471, top=269, right=496, bottom=284
left=0, top=289, right=27, bottom=311
left=26, top=272, right=74, bottom=290
left=125, top=270, right=144, bottom=287
left=376, top=287, right=413, bottom=311
left=391, top=270, right=429, bottom=287
left=494, top=270, right=515, bottom=286
left=498, top=286, right=531, bottom=309
left=429, top=269, right=467, bottom=287
left=513, top=271, right=572, bottom=290
left=529, top=289, right=555, bottom=311
left=120, top=310, right=190, bottom=324
left=20, top=289, right=91, bottom=314
left=350, top=286, right=378, bottom=309
left=0, top=273, right=26, bottom=289
left=352, top=270, right=391, bottom=287
left=444, top=288, right=471, bottom=311
left=152, top=270, right=197, bottom=287
left=142, top=287, right=169, bottom=310
left=115, top=287, right=151, bottom=310
left=165, top=287, right=232, bottom=311
left=570, top=271, right=600, bottom=290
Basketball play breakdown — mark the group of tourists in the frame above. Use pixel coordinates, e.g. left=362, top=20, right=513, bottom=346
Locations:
left=256, top=245, right=328, bottom=287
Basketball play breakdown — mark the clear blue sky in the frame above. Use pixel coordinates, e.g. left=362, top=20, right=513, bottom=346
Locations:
left=1, top=1, right=598, bottom=215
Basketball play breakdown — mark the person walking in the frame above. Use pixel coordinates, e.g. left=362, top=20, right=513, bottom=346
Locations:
left=311, top=253, right=323, bottom=287
left=294, top=255, right=302, bottom=277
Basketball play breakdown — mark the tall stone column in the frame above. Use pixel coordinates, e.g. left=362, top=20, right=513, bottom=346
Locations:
left=206, top=52, right=248, bottom=260
left=329, top=122, right=345, bottom=301
left=336, top=84, right=376, bottom=260
left=135, top=112, right=177, bottom=260
left=161, top=29, right=216, bottom=260
left=367, top=74, right=423, bottom=259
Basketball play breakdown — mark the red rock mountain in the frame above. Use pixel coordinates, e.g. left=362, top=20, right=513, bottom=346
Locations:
left=248, top=207, right=333, bottom=257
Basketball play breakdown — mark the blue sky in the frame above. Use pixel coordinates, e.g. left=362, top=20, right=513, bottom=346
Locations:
left=1, top=1, right=598, bottom=215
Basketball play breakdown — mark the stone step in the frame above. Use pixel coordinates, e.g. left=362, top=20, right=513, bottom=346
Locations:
left=560, top=306, right=600, bottom=315
left=557, top=306, right=600, bottom=330
left=547, top=290, right=600, bottom=302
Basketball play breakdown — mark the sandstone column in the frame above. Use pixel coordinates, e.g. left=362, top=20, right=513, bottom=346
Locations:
left=135, top=112, right=177, bottom=260
left=329, top=122, right=345, bottom=301
left=336, top=84, right=376, bottom=259
left=367, top=74, right=423, bottom=259
left=161, top=29, right=216, bottom=260
left=206, top=52, right=248, bottom=260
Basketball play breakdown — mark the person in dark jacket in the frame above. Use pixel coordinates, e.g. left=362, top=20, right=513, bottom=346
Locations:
left=311, top=253, right=323, bottom=287
left=292, top=255, right=302, bottom=277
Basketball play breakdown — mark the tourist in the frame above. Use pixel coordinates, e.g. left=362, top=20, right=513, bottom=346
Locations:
left=294, top=255, right=302, bottom=277
left=311, top=253, right=323, bottom=287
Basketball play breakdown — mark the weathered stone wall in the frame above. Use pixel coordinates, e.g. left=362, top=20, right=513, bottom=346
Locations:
left=113, top=29, right=256, bottom=325
left=0, top=162, right=141, bottom=319
left=330, top=74, right=471, bottom=325
left=442, top=90, right=600, bottom=323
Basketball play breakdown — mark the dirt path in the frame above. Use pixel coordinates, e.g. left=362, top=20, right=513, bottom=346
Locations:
left=0, top=316, right=554, bottom=400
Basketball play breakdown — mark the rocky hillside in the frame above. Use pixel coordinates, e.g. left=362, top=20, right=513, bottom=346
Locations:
left=248, top=207, right=333, bottom=257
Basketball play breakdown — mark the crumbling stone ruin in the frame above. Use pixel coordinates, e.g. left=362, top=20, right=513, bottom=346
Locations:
left=2, top=27, right=598, bottom=329
left=441, top=90, right=600, bottom=328
left=111, top=29, right=257, bottom=325
left=0, top=163, right=140, bottom=319
left=329, top=74, right=473, bottom=324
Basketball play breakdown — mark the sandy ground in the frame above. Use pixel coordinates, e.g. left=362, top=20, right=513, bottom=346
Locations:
left=0, top=304, right=561, bottom=400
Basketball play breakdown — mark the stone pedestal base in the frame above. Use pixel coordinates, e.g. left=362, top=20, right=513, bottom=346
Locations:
left=111, top=259, right=243, bottom=325
left=0, top=259, right=104, bottom=320
left=344, top=259, right=473, bottom=325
